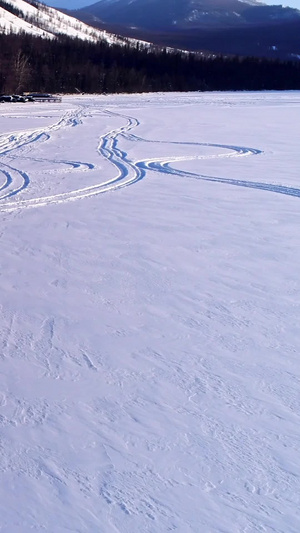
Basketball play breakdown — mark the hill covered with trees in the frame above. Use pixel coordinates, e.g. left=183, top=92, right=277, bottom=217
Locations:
left=1, top=32, right=300, bottom=95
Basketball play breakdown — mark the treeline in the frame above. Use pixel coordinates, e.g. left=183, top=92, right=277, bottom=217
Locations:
left=0, top=1, right=23, bottom=18
left=0, top=32, right=300, bottom=95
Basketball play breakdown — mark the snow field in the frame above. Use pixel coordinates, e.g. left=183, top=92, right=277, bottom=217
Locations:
left=0, top=91, right=300, bottom=532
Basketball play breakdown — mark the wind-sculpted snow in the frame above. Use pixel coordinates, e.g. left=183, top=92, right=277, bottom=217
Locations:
left=1, top=92, right=300, bottom=533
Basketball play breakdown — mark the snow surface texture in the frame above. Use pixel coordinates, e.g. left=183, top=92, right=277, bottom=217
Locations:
left=0, top=91, right=300, bottom=532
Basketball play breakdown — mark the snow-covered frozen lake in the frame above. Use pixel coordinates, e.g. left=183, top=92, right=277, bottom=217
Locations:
left=1, top=91, right=300, bottom=532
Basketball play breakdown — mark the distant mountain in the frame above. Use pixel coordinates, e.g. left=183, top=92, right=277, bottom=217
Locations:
left=0, top=0, right=134, bottom=45
left=73, top=0, right=300, bottom=31
left=66, top=0, right=300, bottom=60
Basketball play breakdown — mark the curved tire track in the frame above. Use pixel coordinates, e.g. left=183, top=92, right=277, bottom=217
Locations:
left=0, top=170, right=12, bottom=193
left=0, top=164, right=30, bottom=200
left=0, top=106, right=91, bottom=206
left=116, top=111, right=300, bottom=200
left=0, top=110, right=144, bottom=212
left=136, top=155, right=300, bottom=199
left=0, top=107, right=84, bottom=157
left=1, top=108, right=297, bottom=212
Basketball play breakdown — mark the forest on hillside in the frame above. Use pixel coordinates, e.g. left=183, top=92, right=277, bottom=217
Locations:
left=0, top=32, right=300, bottom=95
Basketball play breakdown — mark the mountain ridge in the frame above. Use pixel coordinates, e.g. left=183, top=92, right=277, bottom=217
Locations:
left=74, top=0, right=300, bottom=31
left=67, top=0, right=300, bottom=60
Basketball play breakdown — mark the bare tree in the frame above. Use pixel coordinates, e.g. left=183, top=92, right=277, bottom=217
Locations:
left=14, top=51, right=31, bottom=93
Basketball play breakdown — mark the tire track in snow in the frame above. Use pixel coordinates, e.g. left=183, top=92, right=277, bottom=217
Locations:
left=0, top=109, right=261, bottom=212
left=0, top=170, right=12, bottom=192
left=1, top=108, right=296, bottom=212
left=0, top=165, right=30, bottom=200
left=163, top=163, right=300, bottom=198
left=130, top=130, right=300, bottom=199
left=84, top=110, right=300, bottom=202
left=0, top=110, right=144, bottom=212
left=136, top=156, right=300, bottom=199
left=119, top=115, right=300, bottom=199
left=0, top=106, right=89, bottom=205
left=0, top=106, right=84, bottom=157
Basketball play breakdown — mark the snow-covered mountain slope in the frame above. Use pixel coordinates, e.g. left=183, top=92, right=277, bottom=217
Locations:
left=0, top=3, right=53, bottom=38
left=0, top=0, right=134, bottom=44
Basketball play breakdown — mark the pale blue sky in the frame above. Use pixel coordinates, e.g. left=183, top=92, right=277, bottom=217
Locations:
left=44, top=1, right=300, bottom=10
